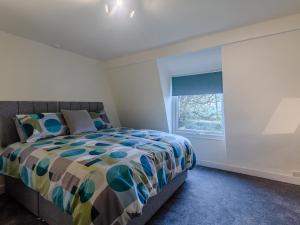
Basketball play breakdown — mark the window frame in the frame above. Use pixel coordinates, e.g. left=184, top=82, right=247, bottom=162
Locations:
left=172, top=95, right=225, bottom=140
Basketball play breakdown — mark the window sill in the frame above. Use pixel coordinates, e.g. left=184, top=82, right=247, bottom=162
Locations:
left=173, top=130, right=225, bottom=141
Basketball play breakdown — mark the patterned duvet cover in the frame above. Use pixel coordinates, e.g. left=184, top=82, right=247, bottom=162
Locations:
left=0, top=128, right=196, bottom=225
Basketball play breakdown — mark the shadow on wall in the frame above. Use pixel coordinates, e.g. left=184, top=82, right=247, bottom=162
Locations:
left=263, top=98, right=300, bottom=135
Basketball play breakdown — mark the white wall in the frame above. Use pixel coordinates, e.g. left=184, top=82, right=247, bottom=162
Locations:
left=222, top=30, right=300, bottom=177
left=106, top=60, right=169, bottom=132
left=0, top=31, right=120, bottom=192
left=157, top=60, right=172, bottom=133
left=0, top=31, right=120, bottom=127
left=157, top=48, right=227, bottom=163
left=106, top=14, right=300, bottom=184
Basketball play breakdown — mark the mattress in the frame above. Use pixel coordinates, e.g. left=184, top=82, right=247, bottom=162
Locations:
left=0, top=127, right=196, bottom=225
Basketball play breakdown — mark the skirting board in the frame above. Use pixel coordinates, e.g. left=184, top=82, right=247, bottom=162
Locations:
left=0, top=184, right=5, bottom=195
left=199, top=160, right=300, bottom=186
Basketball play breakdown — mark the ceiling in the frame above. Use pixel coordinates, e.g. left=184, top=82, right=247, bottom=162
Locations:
left=0, top=0, right=299, bottom=60
left=159, top=47, right=222, bottom=76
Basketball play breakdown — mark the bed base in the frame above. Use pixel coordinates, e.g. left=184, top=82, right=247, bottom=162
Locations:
left=5, top=171, right=187, bottom=225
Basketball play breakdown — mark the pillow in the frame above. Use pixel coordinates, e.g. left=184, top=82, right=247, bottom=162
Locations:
left=14, top=117, right=28, bottom=143
left=89, top=112, right=112, bottom=130
left=62, top=110, right=97, bottom=134
left=15, top=113, right=67, bottom=143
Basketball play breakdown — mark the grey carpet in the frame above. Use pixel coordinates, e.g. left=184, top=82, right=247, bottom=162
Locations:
left=1, top=166, right=300, bottom=225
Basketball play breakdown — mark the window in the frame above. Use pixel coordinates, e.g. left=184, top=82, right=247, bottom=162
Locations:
left=172, top=72, right=225, bottom=138
left=174, top=94, right=224, bottom=135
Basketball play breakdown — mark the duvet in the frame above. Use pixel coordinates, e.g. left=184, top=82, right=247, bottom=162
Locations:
left=0, top=128, right=196, bottom=225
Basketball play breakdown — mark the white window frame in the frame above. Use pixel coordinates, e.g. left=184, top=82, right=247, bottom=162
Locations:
left=172, top=95, right=225, bottom=140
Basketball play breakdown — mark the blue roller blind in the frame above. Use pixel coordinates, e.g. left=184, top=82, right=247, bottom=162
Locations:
left=172, top=71, right=223, bottom=96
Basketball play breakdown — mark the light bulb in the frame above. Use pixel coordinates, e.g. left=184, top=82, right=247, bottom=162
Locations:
left=116, top=0, right=123, bottom=7
left=105, top=4, right=109, bottom=14
left=104, top=0, right=136, bottom=18
left=129, top=10, right=135, bottom=18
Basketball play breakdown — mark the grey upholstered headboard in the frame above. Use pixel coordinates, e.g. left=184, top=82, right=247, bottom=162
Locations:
left=0, top=101, right=105, bottom=148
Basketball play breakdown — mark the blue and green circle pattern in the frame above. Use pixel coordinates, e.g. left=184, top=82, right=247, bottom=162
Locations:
left=109, top=151, right=127, bottom=159
left=44, top=119, right=62, bottom=133
left=78, top=179, right=95, bottom=203
left=36, top=158, right=50, bottom=176
left=140, top=155, right=153, bottom=177
left=52, top=186, right=64, bottom=210
left=106, top=165, right=134, bottom=192
left=60, top=149, right=86, bottom=158
left=137, top=183, right=149, bottom=204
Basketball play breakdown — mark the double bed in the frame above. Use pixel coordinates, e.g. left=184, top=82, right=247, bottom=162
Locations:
left=0, top=101, right=196, bottom=225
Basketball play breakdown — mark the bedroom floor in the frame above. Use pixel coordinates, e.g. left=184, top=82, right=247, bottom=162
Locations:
left=1, top=166, right=300, bottom=225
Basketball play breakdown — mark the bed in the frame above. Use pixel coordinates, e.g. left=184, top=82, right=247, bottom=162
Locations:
left=0, top=101, right=196, bottom=225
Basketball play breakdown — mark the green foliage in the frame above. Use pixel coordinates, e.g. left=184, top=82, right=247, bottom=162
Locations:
left=178, top=94, right=224, bottom=133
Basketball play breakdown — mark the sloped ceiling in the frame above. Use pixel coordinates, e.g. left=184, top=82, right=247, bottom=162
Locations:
left=159, top=48, right=222, bottom=76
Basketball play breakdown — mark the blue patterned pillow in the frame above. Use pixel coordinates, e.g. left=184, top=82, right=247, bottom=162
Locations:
left=15, top=113, right=67, bottom=143
left=89, top=112, right=112, bottom=130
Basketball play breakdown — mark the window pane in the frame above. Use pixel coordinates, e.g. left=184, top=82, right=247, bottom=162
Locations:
left=178, top=94, right=224, bottom=133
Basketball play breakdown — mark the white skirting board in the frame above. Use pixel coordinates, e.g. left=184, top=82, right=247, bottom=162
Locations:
left=0, top=184, right=5, bottom=195
left=199, top=160, right=300, bottom=186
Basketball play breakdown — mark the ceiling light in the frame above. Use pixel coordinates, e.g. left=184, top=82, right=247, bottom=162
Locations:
left=129, top=10, right=135, bottom=18
left=104, top=0, right=135, bottom=18
left=116, top=0, right=123, bottom=7
left=105, top=4, right=109, bottom=14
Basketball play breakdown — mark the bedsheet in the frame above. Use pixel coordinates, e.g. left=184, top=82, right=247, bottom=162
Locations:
left=0, top=128, right=196, bottom=225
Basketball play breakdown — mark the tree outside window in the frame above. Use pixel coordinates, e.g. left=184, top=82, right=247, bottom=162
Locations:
left=177, top=94, right=224, bottom=134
